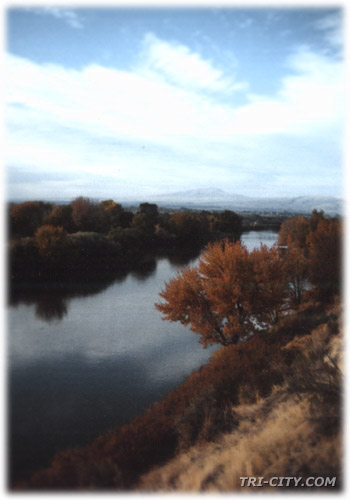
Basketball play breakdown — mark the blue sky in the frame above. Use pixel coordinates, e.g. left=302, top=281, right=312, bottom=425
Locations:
left=6, top=3, right=345, bottom=200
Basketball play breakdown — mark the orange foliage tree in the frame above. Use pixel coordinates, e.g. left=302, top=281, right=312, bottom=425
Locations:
left=278, top=216, right=310, bottom=306
left=307, top=218, right=341, bottom=300
left=279, top=211, right=341, bottom=303
left=10, top=201, right=52, bottom=236
left=278, top=216, right=310, bottom=249
left=281, top=245, right=309, bottom=306
left=34, top=225, right=68, bottom=260
left=156, top=240, right=289, bottom=347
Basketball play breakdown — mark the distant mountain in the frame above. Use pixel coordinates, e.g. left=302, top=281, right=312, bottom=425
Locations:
left=147, top=189, right=342, bottom=215
left=151, top=188, right=249, bottom=204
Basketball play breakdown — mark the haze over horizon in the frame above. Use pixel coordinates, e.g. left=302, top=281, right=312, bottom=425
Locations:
left=6, top=4, right=344, bottom=201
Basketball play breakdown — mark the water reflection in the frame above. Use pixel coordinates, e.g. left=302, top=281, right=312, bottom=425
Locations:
left=8, top=249, right=200, bottom=323
left=9, top=281, right=117, bottom=323
left=162, top=246, right=202, bottom=267
left=35, top=295, right=68, bottom=322
left=8, top=233, right=278, bottom=324
left=130, top=256, right=157, bottom=281
left=241, top=230, right=279, bottom=251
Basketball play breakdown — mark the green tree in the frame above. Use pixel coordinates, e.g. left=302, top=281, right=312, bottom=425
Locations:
left=213, top=210, right=242, bottom=237
left=139, top=203, right=159, bottom=221
left=99, top=200, right=124, bottom=231
left=168, top=212, right=206, bottom=245
left=131, top=213, right=155, bottom=233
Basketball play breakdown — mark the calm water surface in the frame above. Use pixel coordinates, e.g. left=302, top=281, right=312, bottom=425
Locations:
left=8, top=230, right=278, bottom=483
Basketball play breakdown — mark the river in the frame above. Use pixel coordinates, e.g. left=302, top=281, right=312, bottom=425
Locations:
left=8, top=230, right=278, bottom=484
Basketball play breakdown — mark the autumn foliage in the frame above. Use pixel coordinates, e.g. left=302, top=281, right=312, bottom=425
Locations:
left=156, top=240, right=289, bottom=346
left=307, top=219, right=341, bottom=299
left=10, top=201, right=52, bottom=236
left=157, top=212, right=341, bottom=347
left=35, top=225, right=67, bottom=259
left=279, top=211, right=342, bottom=302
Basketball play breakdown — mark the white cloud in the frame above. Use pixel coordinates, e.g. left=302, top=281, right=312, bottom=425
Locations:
left=232, top=46, right=343, bottom=136
left=5, top=37, right=344, bottom=198
left=31, top=7, right=84, bottom=29
left=137, top=32, right=247, bottom=93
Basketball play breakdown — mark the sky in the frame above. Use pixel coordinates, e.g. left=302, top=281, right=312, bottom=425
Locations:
left=5, top=2, right=345, bottom=201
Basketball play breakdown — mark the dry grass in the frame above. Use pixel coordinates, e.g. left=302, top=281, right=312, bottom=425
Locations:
left=138, top=330, right=343, bottom=492
left=139, top=393, right=341, bottom=492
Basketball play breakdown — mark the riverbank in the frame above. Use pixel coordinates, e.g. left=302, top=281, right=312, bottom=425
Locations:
left=15, top=298, right=342, bottom=491
left=8, top=200, right=244, bottom=283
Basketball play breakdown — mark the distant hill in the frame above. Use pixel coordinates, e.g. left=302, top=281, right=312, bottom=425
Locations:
left=147, top=189, right=342, bottom=215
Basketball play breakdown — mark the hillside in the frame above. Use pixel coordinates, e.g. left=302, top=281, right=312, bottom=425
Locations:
left=139, top=305, right=342, bottom=492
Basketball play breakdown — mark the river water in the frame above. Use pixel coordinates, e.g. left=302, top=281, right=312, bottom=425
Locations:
left=8, top=230, right=278, bottom=484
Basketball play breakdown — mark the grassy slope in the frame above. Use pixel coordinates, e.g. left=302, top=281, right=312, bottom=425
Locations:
left=139, top=315, right=342, bottom=491
left=17, top=300, right=342, bottom=491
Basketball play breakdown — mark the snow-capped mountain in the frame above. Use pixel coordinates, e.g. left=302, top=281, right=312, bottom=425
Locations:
left=147, top=189, right=342, bottom=215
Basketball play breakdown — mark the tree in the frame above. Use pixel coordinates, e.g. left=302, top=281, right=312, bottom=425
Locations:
left=307, top=218, right=341, bottom=300
left=99, top=200, right=124, bottom=231
left=309, top=209, right=325, bottom=232
left=45, top=204, right=75, bottom=232
left=131, top=213, right=155, bottom=233
left=278, top=211, right=340, bottom=305
left=278, top=215, right=310, bottom=306
left=249, top=243, right=289, bottom=324
left=139, top=203, right=159, bottom=221
left=34, top=225, right=68, bottom=261
left=156, top=240, right=289, bottom=347
left=168, top=212, right=205, bottom=245
left=212, top=210, right=242, bottom=237
left=278, top=216, right=309, bottom=250
left=281, top=245, right=309, bottom=306
left=10, top=201, right=53, bottom=237
left=71, top=197, right=100, bottom=232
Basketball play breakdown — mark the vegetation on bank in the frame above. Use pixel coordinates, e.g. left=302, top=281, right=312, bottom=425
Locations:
left=13, top=208, right=342, bottom=491
left=139, top=313, right=342, bottom=491
left=8, top=198, right=243, bottom=282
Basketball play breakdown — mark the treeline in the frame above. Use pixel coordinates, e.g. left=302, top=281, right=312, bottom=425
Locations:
left=8, top=198, right=243, bottom=282
left=241, top=212, right=292, bottom=231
